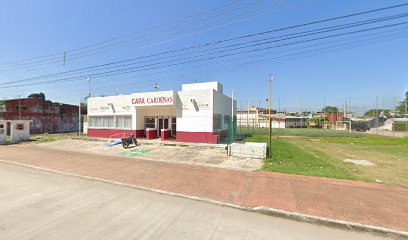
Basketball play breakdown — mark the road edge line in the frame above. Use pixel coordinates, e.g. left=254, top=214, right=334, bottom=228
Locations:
left=0, top=159, right=406, bottom=239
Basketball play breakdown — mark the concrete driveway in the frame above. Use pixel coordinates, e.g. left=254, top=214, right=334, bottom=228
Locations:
left=34, top=139, right=263, bottom=171
left=0, top=162, right=388, bottom=240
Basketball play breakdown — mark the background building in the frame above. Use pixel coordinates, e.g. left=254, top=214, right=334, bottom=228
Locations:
left=0, top=93, right=79, bottom=134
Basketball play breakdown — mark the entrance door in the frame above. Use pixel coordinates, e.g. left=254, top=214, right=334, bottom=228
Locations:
left=158, top=117, right=169, bottom=137
left=158, top=118, right=163, bottom=137
left=171, top=118, right=176, bottom=137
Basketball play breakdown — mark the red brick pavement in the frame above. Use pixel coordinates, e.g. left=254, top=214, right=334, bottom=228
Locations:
left=0, top=145, right=407, bottom=232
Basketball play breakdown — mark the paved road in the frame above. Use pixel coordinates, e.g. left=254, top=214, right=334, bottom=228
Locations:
left=0, top=163, right=388, bottom=240
left=1, top=145, right=407, bottom=232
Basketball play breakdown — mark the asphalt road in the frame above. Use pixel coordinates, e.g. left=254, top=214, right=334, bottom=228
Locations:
left=0, top=162, right=388, bottom=240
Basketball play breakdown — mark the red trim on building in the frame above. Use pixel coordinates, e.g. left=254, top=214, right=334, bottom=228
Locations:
left=146, top=129, right=157, bottom=139
left=87, top=129, right=145, bottom=138
left=161, top=129, right=172, bottom=140
left=176, top=131, right=219, bottom=144
left=88, top=129, right=228, bottom=144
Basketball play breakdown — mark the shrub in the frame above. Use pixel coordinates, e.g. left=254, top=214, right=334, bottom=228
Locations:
left=393, top=121, right=408, bottom=132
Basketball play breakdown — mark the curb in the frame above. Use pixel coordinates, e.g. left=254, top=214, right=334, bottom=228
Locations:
left=0, top=159, right=406, bottom=240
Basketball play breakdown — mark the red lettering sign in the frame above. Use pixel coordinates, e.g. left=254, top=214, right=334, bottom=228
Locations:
left=132, top=96, right=173, bottom=105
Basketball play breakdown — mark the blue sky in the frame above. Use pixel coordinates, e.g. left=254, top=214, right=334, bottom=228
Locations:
left=0, top=0, right=407, bottom=113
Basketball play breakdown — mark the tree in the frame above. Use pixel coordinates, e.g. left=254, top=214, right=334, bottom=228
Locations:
left=322, top=106, right=338, bottom=114
left=396, top=91, right=408, bottom=115
left=364, top=109, right=392, bottom=118
left=307, top=116, right=326, bottom=128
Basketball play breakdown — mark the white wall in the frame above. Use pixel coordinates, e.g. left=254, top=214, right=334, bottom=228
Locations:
left=177, top=89, right=214, bottom=132
left=182, top=82, right=223, bottom=93
left=10, top=120, right=31, bottom=143
left=87, top=82, right=234, bottom=134
left=88, top=91, right=175, bottom=130
left=213, top=90, right=236, bottom=130
left=0, top=120, right=6, bottom=144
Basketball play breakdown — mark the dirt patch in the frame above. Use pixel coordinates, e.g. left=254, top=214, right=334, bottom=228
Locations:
left=34, top=139, right=262, bottom=171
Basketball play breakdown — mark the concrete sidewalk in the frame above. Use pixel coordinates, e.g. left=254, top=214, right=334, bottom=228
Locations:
left=0, top=144, right=407, bottom=234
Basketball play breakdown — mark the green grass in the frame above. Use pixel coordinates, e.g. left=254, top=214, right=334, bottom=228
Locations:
left=245, top=129, right=408, bottom=187
left=246, top=135, right=362, bottom=181
left=323, top=135, right=408, bottom=146
left=29, top=132, right=82, bottom=143
left=237, top=127, right=366, bottom=138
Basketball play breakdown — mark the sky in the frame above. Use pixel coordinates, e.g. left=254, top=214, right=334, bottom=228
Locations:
left=0, top=0, right=407, bottom=113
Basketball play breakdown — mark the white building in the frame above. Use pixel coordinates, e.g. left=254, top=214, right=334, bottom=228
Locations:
left=87, top=82, right=236, bottom=144
left=0, top=120, right=31, bottom=144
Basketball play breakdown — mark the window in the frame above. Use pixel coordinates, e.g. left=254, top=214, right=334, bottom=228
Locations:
left=145, top=117, right=155, bottom=129
left=116, top=116, right=132, bottom=129
left=89, top=116, right=116, bottom=128
left=124, top=116, right=132, bottom=129
left=89, top=117, right=96, bottom=127
left=15, top=105, right=28, bottom=111
left=16, top=124, right=24, bottom=130
left=95, top=117, right=103, bottom=127
left=116, top=116, right=125, bottom=129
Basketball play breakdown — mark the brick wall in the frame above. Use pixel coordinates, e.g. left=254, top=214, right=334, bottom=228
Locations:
left=0, top=95, right=79, bottom=134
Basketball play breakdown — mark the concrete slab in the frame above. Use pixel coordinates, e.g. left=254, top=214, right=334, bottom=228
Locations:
left=344, top=159, right=375, bottom=166
left=33, top=139, right=263, bottom=171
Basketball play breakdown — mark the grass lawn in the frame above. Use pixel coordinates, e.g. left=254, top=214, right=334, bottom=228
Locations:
left=237, top=127, right=367, bottom=137
left=245, top=129, right=408, bottom=187
left=29, top=132, right=83, bottom=143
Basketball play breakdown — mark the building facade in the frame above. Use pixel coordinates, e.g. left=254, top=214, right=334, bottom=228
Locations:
left=0, top=93, right=79, bottom=134
left=87, top=82, right=236, bottom=144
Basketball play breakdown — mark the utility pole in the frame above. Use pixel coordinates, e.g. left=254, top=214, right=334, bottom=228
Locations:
left=268, top=74, right=274, bottom=158
left=18, top=95, right=21, bottom=120
left=247, top=101, right=250, bottom=134
left=405, top=96, right=408, bottom=136
left=376, top=96, right=379, bottom=134
left=300, top=97, right=303, bottom=127
left=278, top=98, right=281, bottom=128
left=78, top=98, right=81, bottom=137
left=87, top=78, right=92, bottom=98
left=231, top=90, right=234, bottom=143
left=393, top=97, right=396, bottom=137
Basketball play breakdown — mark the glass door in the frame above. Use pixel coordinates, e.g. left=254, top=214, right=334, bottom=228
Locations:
left=158, top=118, right=163, bottom=136
left=171, top=118, right=176, bottom=137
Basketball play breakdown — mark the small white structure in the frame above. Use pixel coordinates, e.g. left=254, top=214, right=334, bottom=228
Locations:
left=0, top=120, right=6, bottom=144
left=228, top=142, right=267, bottom=159
left=0, top=120, right=31, bottom=144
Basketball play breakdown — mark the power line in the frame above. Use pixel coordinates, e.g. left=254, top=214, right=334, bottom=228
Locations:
left=3, top=20, right=408, bottom=91
left=0, top=0, right=292, bottom=71
left=0, top=0, right=246, bottom=67
left=4, top=24, right=407, bottom=101
left=4, top=0, right=406, bottom=71
left=2, top=13, right=407, bottom=88
left=3, top=9, right=407, bottom=86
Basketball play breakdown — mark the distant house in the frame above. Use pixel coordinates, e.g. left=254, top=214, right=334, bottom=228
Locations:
left=0, top=93, right=79, bottom=134
left=236, top=106, right=306, bottom=128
